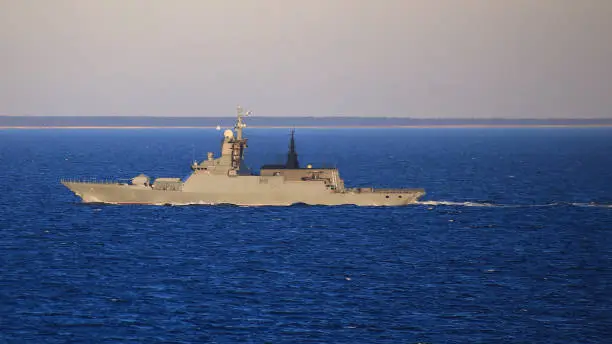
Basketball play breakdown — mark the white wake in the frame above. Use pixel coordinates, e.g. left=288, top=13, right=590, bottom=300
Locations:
left=417, top=201, right=612, bottom=208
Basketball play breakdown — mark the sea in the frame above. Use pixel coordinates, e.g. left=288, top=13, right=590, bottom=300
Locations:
left=1, top=128, right=611, bottom=343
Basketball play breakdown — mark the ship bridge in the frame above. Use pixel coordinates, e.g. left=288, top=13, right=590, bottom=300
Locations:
left=191, top=106, right=252, bottom=176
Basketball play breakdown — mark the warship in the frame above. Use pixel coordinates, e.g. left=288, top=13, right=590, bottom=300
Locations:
left=62, top=107, right=425, bottom=206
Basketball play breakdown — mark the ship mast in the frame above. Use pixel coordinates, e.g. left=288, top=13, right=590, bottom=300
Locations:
left=235, top=106, right=251, bottom=140
left=286, top=129, right=300, bottom=168
left=227, top=106, right=251, bottom=172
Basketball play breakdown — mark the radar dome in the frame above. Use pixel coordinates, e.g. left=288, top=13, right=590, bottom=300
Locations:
left=223, top=129, right=234, bottom=139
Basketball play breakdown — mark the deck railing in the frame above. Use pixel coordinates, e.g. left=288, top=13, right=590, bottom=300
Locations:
left=347, top=187, right=425, bottom=194
left=60, top=178, right=128, bottom=185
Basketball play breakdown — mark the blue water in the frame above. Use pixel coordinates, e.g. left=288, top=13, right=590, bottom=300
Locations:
left=1, top=128, right=611, bottom=343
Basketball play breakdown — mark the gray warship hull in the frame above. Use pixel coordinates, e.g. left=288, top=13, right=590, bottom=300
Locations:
left=62, top=107, right=425, bottom=206
left=62, top=178, right=425, bottom=206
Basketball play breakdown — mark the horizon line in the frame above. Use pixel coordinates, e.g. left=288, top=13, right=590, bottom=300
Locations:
left=2, top=124, right=612, bottom=130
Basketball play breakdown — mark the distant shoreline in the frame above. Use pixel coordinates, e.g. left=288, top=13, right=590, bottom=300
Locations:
left=2, top=124, right=612, bottom=129
left=2, top=116, right=611, bottom=128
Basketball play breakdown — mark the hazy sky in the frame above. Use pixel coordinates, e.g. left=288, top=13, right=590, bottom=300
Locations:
left=1, top=0, right=611, bottom=118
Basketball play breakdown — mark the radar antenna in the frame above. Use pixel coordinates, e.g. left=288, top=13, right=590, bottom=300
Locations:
left=235, top=105, right=251, bottom=140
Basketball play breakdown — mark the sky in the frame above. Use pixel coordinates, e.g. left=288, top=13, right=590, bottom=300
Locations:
left=1, top=0, right=611, bottom=118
